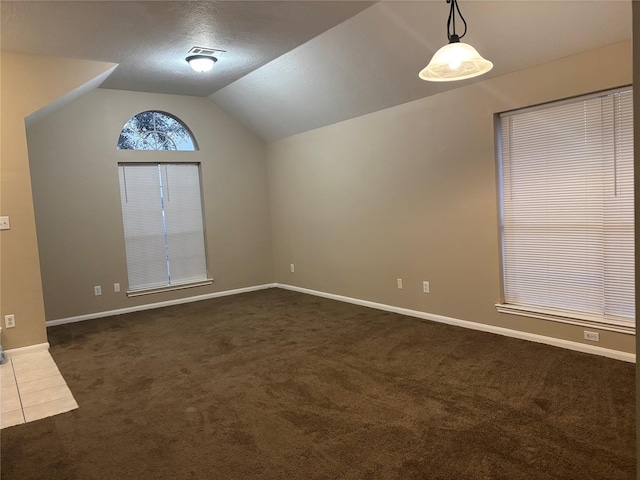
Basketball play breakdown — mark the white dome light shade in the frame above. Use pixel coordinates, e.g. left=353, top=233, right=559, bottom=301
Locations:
left=419, top=41, right=493, bottom=82
left=186, top=55, right=216, bottom=73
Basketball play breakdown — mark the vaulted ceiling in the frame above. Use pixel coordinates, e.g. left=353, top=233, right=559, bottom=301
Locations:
left=1, top=1, right=632, bottom=141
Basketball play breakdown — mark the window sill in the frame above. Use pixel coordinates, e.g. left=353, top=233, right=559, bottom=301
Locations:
left=127, top=279, right=213, bottom=298
left=495, top=304, right=635, bottom=335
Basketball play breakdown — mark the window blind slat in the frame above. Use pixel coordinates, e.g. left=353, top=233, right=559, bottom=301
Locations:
left=500, top=89, right=634, bottom=326
left=119, top=165, right=169, bottom=290
left=118, top=163, right=208, bottom=292
left=161, top=164, right=208, bottom=284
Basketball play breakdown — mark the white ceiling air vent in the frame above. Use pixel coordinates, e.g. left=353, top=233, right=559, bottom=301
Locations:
left=188, top=46, right=226, bottom=58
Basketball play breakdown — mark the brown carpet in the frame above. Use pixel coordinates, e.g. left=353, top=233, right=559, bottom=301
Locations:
left=1, top=288, right=635, bottom=479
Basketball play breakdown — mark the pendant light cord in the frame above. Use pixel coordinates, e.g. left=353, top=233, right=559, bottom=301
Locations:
left=447, top=0, right=467, bottom=42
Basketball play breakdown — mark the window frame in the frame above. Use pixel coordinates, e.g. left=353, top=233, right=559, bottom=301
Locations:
left=118, top=162, right=213, bottom=297
left=495, top=87, right=635, bottom=335
left=117, top=110, right=199, bottom=151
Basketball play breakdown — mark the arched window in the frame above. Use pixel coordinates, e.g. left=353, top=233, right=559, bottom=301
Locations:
left=117, top=111, right=197, bottom=151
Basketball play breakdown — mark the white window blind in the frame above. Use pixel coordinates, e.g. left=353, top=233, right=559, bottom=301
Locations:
left=118, top=163, right=208, bottom=292
left=499, top=88, right=634, bottom=330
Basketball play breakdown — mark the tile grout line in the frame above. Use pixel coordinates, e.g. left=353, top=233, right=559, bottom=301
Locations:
left=3, top=352, right=79, bottom=428
left=10, top=357, right=27, bottom=424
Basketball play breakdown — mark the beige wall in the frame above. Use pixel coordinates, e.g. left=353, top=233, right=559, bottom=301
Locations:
left=4, top=41, right=636, bottom=356
left=267, top=40, right=635, bottom=354
left=26, top=88, right=274, bottom=321
left=1, top=52, right=116, bottom=349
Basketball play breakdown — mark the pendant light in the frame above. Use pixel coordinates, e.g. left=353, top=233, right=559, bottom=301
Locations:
left=419, top=0, right=492, bottom=82
left=186, top=55, right=217, bottom=73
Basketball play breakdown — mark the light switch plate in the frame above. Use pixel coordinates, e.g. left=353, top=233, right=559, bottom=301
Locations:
left=0, top=216, right=10, bottom=230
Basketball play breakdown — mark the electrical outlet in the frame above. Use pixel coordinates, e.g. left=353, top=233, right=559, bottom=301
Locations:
left=0, top=216, right=10, bottom=230
left=290, top=264, right=295, bottom=273
left=423, top=281, right=430, bottom=294
left=584, top=331, right=600, bottom=342
left=397, top=278, right=403, bottom=289
left=4, top=314, right=15, bottom=329
left=114, top=283, right=120, bottom=293
left=94, top=285, right=102, bottom=296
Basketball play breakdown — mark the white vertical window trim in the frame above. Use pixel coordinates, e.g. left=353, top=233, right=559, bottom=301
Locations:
left=118, top=163, right=211, bottom=294
left=497, top=88, right=634, bottom=332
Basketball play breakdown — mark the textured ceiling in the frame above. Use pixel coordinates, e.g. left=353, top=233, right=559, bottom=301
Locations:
left=1, top=1, right=373, bottom=97
left=211, top=1, right=633, bottom=140
left=1, top=1, right=632, bottom=141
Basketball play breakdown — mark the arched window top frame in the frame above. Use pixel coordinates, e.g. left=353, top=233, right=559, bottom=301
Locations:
left=117, top=111, right=198, bottom=151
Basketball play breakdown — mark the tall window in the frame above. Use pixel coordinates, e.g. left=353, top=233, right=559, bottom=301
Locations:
left=118, top=163, right=210, bottom=294
left=117, top=111, right=197, bottom=151
left=498, top=88, right=634, bottom=332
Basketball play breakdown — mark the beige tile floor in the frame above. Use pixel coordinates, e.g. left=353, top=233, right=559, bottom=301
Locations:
left=1, top=350, right=77, bottom=429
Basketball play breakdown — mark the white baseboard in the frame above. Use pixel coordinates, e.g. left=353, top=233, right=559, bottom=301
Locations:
left=276, top=284, right=636, bottom=363
left=46, top=284, right=277, bottom=327
left=44, top=281, right=635, bottom=363
left=5, top=342, right=50, bottom=357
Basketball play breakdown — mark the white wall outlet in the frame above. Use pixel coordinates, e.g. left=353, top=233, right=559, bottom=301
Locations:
left=397, top=278, right=403, bottom=289
left=114, top=283, right=120, bottom=293
left=290, top=263, right=295, bottom=273
left=4, top=314, right=15, bottom=329
left=584, top=331, right=600, bottom=342
left=94, top=285, right=102, bottom=296
left=0, top=216, right=10, bottom=230
left=423, top=281, right=430, bottom=293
